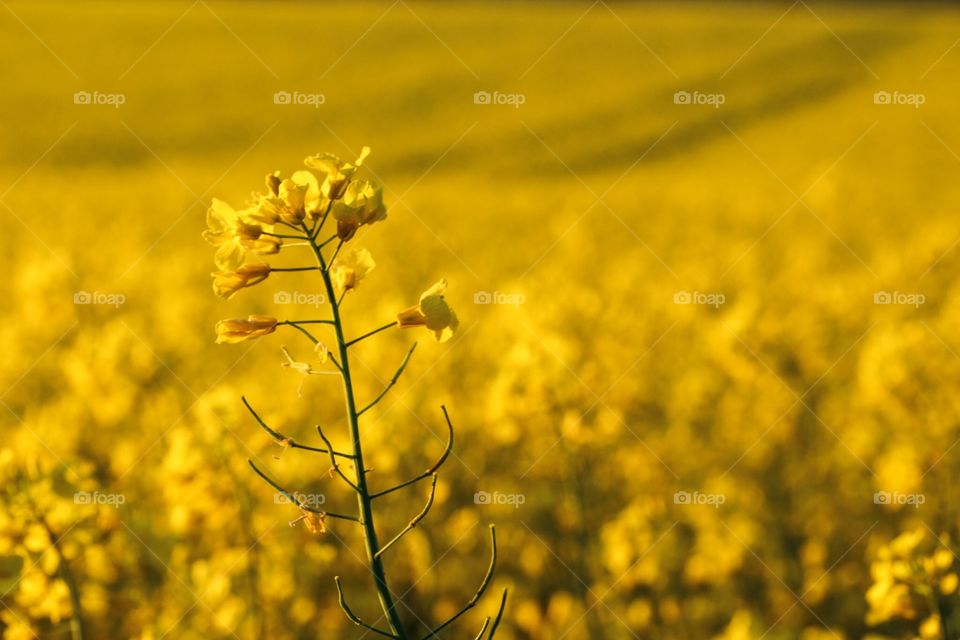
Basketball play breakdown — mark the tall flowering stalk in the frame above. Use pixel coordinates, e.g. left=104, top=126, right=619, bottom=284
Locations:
left=203, top=147, right=507, bottom=639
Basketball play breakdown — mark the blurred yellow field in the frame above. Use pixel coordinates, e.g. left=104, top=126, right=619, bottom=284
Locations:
left=4, top=1, right=960, bottom=638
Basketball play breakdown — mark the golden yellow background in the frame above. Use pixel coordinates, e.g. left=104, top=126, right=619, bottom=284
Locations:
left=2, top=1, right=960, bottom=638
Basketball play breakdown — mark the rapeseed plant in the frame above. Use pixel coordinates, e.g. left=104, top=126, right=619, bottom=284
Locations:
left=205, top=147, right=507, bottom=639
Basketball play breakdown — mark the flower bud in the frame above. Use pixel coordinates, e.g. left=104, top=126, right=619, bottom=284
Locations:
left=215, top=315, right=278, bottom=344
left=266, top=171, right=282, bottom=196
left=211, top=264, right=271, bottom=299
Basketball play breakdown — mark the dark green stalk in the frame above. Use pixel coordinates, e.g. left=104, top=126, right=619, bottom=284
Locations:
left=301, top=222, right=407, bottom=638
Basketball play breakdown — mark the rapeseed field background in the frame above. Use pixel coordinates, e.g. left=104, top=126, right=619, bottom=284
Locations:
left=3, top=1, right=960, bottom=638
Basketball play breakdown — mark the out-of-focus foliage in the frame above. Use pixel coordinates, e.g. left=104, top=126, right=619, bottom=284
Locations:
left=3, top=1, right=960, bottom=638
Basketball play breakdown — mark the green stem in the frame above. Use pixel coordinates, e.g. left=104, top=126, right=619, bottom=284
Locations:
left=347, top=322, right=397, bottom=348
left=301, top=223, right=407, bottom=638
left=319, top=236, right=338, bottom=248
left=271, top=266, right=321, bottom=272
left=330, top=240, right=345, bottom=265
left=261, top=231, right=305, bottom=239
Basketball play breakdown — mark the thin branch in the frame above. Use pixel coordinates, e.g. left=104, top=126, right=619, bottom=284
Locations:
left=346, top=321, right=399, bottom=348
left=473, top=619, right=490, bottom=640
left=420, top=525, right=499, bottom=639
left=327, top=352, right=343, bottom=372
left=316, top=426, right=361, bottom=493
left=312, top=199, right=335, bottom=241
left=487, top=589, right=508, bottom=639
left=261, top=231, right=306, bottom=240
left=371, top=406, right=454, bottom=499
left=277, top=220, right=304, bottom=233
left=271, top=266, right=320, bottom=272
left=241, top=396, right=354, bottom=459
left=329, top=239, right=345, bottom=265
left=335, top=577, right=399, bottom=639
left=247, top=460, right=359, bottom=522
left=279, top=321, right=321, bottom=344
left=359, top=343, right=417, bottom=415
left=375, top=474, right=438, bottom=559
left=317, top=233, right=338, bottom=247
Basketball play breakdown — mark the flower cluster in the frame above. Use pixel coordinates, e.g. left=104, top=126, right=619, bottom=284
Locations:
left=866, top=527, right=958, bottom=637
left=205, top=147, right=458, bottom=344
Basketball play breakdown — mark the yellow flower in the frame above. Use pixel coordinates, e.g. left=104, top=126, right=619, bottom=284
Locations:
left=256, top=168, right=326, bottom=226
left=304, top=146, right=370, bottom=201
left=933, top=548, right=954, bottom=571
left=265, top=170, right=282, bottom=197
left=919, top=614, right=941, bottom=638
left=211, top=263, right=271, bottom=299
left=292, top=170, right=324, bottom=219
left=279, top=179, right=307, bottom=222
left=332, top=179, right=387, bottom=240
left=330, top=248, right=375, bottom=293
left=890, top=528, right=925, bottom=558
left=396, top=279, right=459, bottom=342
left=203, top=199, right=246, bottom=270
left=214, top=315, right=278, bottom=344
left=0, top=611, right=36, bottom=640
left=941, top=573, right=958, bottom=595
left=203, top=199, right=281, bottom=270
